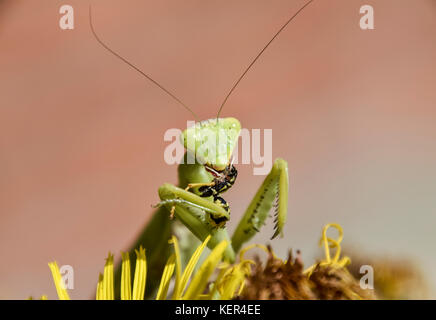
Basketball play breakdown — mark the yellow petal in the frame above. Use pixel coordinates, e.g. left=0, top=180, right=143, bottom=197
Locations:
left=174, top=235, right=211, bottom=299
left=48, top=261, right=70, bottom=300
left=207, top=266, right=229, bottom=299
left=156, top=254, right=176, bottom=300
left=121, top=252, right=132, bottom=300
left=96, top=273, right=103, bottom=300
left=219, top=265, right=246, bottom=300
left=132, top=246, right=147, bottom=300
left=102, top=253, right=114, bottom=300
left=183, top=240, right=228, bottom=300
left=170, top=236, right=182, bottom=300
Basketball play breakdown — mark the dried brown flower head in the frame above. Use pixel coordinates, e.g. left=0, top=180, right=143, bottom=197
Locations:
left=238, top=246, right=376, bottom=300
left=238, top=224, right=377, bottom=300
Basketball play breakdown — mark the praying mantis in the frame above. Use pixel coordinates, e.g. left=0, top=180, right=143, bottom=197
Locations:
left=89, top=0, right=315, bottom=297
left=155, top=118, right=289, bottom=262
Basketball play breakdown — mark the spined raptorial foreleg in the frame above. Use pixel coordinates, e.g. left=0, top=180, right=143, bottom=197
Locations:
left=156, top=183, right=235, bottom=262
left=231, top=158, right=289, bottom=253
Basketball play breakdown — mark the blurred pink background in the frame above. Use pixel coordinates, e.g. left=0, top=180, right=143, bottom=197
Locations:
left=1, top=0, right=435, bottom=299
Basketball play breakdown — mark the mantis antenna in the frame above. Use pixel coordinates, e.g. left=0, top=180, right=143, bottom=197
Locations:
left=216, top=0, right=315, bottom=119
left=89, top=6, right=199, bottom=121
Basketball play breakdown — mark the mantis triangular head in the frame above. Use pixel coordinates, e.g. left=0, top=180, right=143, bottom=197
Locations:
left=181, top=117, right=241, bottom=171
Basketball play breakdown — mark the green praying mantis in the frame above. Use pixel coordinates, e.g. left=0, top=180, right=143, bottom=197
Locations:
left=156, top=117, right=289, bottom=262
left=89, top=0, right=315, bottom=297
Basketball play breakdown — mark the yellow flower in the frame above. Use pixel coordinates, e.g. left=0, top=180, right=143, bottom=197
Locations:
left=47, top=235, right=241, bottom=300
left=45, top=223, right=369, bottom=300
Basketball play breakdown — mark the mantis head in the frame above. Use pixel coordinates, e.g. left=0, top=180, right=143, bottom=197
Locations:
left=181, top=117, right=241, bottom=171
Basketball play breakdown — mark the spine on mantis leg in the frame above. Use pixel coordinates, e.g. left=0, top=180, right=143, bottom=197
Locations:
left=231, top=158, right=289, bottom=253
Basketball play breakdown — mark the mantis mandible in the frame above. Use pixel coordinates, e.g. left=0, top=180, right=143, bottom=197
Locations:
left=89, top=0, right=315, bottom=297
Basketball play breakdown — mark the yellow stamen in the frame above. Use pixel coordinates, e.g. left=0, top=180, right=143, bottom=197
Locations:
left=304, top=223, right=351, bottom=277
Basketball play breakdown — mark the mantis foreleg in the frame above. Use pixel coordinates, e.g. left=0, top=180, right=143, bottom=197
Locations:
left=231, top=158, right=289, bottom=253
left=157, top=183, right=235, bottom=262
